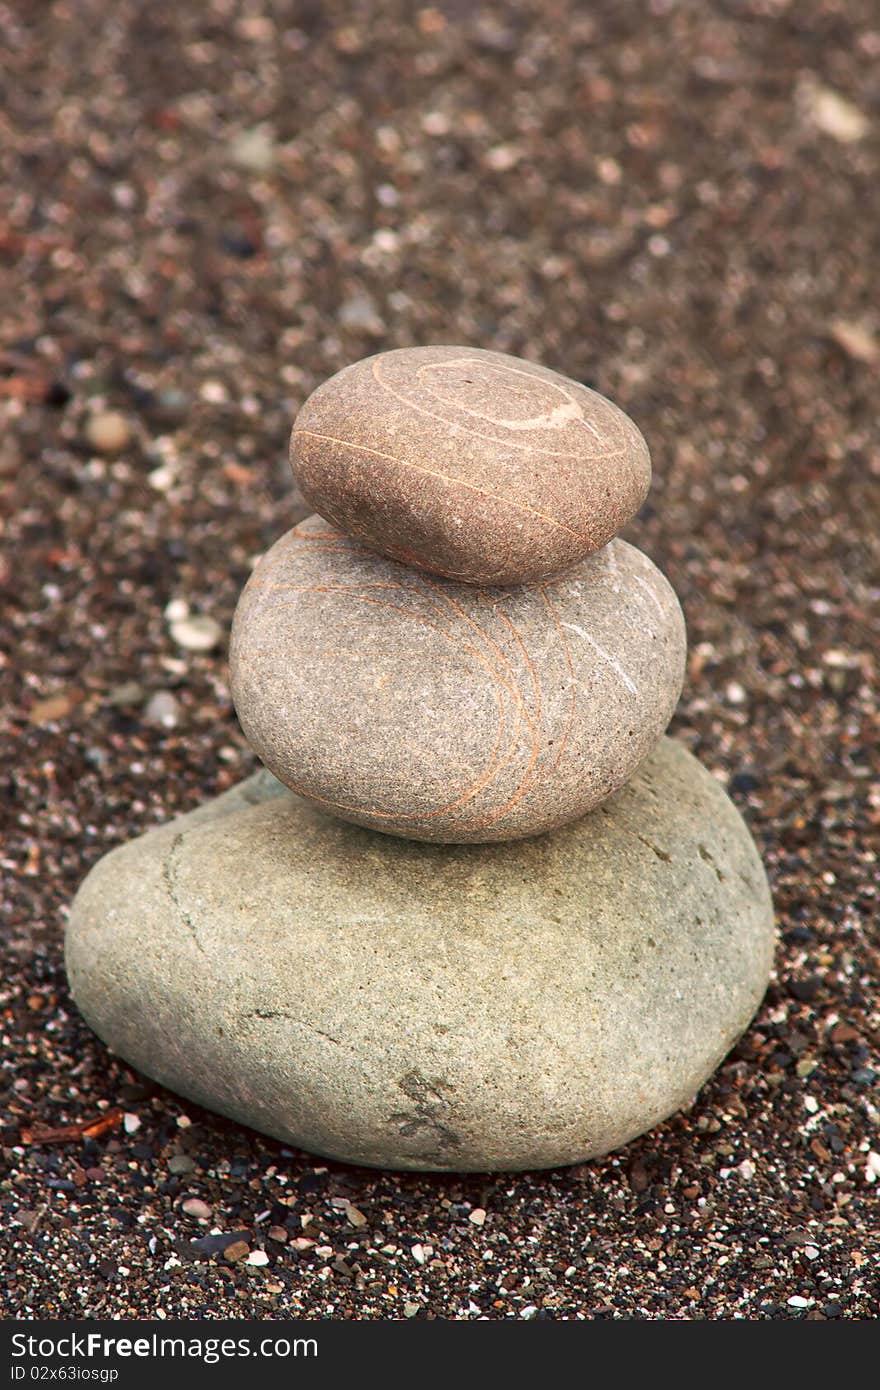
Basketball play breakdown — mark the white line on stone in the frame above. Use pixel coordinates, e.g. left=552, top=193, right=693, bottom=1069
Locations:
left=562, top=622, right=639, bottom=697
left=630, top=571, right=665, bottom=618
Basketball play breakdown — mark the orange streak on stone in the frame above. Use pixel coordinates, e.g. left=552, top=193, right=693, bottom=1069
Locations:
left=244, top=582, right=521, bottom=825
left=292, top=427, right=587, bottom=540
left=540, top=585, right=577, bottom=772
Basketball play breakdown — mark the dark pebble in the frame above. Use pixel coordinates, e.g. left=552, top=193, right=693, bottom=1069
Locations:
left=730, top=772, right=760, bottom=795
left=789, top=977, right=821, bottom=1003
left=188, top=1230, right=252, bottom=1257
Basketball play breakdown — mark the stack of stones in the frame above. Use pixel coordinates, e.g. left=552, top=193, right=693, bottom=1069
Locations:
left=67, top=347, right=775, bottom=1172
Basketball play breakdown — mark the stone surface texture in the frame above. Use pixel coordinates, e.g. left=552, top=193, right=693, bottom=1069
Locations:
left=290, top=346, right=651, bottom=586
left=230, top=516, right=686, bottom=843
left=65, top=738, right=775, bottom=1173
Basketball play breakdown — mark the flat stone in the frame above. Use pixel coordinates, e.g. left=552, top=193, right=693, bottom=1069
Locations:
left=229, top=516, right=686, bottom=843
left=65, top=738, right=775, bottom=1173
left=290, top=346, right=651, bottom=586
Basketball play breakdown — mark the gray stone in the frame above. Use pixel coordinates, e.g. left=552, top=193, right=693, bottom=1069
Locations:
left=229, top=515, right=686, bottom=843
left=65, top=738, right=775, bottom=1173
left=290, top=346, right=651, bottom=586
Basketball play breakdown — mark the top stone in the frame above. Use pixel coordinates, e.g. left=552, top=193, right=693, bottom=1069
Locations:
left=290, top=346, right=651, bottom=586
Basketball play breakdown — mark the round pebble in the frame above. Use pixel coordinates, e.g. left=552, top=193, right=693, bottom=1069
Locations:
left=84, top=410, right=132, bottom=455
left=229, top=516, right=685, bottom=843
left=65, top=739, right=775, bottom=1172
left=290, top=346, right=651, bottom=586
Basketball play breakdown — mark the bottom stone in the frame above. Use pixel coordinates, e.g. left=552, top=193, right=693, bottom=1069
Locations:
left=65, top=739, right=775, bottom=1172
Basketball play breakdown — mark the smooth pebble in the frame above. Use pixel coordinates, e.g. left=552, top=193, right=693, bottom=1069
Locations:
left=230, top=516, right=685, bottom=842
left=290, top=346, right=651, bottom=585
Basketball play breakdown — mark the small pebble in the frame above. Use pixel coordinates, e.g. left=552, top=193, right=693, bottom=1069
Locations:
left=164, top=598, right=189, bottom=623
left=246, top=1250, right=269, bottom=1267
left=167, top=1154, right=196, bottom=1175
left=799, top=77, right=870, bottom=143
left=181, top=1198, right=212, bottom=1219
left=468, top=1208, right=487, bottom=1226
left=829, top=319, right=880, bottom=365
left=28, top=692, right=77, bottom=725
left=338, top=293, right=386, bottom=336
left=122, top=1113, right=140, bottom=1134
left=107, top=681, right=144, bottom=707
left=223, top=1240, right=250, bottom=1262
left=169, top=615, right=222, bottom=653
left=85, top=410, right=132, bottom=455
left=143, top=691, right=180, bottom=727
left=230, top=126, right=276, bottom=174
left=148, top=464, right=176, bottom=492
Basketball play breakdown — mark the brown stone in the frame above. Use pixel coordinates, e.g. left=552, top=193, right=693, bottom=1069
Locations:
left=229, top=515, right=685, bottom=843
left=223, top=1240, right=250, bottom=1262
left=290, top=346, right=651, bottom=586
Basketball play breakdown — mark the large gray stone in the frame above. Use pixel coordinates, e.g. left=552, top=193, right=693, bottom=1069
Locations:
left=230, top=516, right=686, bottom=843
left=65, top=739, right=774, bottom=1172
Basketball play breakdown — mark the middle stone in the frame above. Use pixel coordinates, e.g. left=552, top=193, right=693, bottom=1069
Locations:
left=230, top=515, right=686, bottom=843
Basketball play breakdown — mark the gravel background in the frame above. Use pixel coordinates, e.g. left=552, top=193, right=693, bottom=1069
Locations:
left=2, top=0, right=878, bottom=1320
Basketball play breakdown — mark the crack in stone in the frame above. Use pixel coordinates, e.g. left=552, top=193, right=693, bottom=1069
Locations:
left=388, top=1112, right=463, bottom=1153
left=635, top=833, right=672, bottom=863
left=597, top=807, right=672, bottom=863
left=388, top=1070, right=463, bottom=1154
left=244, top=1008, right=355, bottom=1053
left=397, top=1069, right=453, bottom=1107
left=161, top=833, right=206, bottom=955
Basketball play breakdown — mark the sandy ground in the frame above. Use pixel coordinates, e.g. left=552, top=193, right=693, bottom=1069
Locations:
left=1, top=0, right=878, bottom=1319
